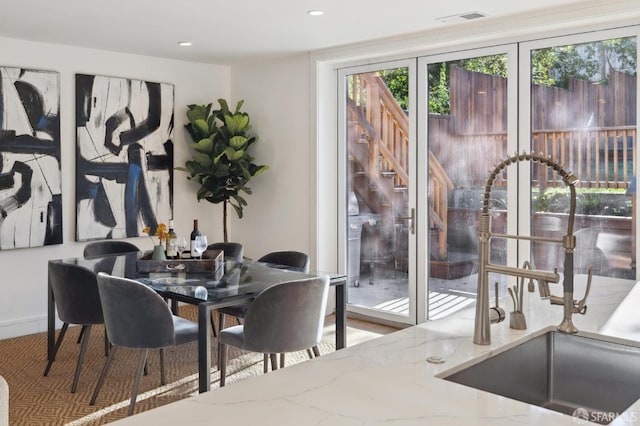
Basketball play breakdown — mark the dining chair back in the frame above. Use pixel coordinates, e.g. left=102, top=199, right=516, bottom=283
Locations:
left=217, top=250, right=311, bottom=340
left=218, top=275, right=329, bottom=386
left=91, top=273, right=198, bottom=416
left=83, top=241, right=139, bottom=258
left=207, top=242, right=243, bottom=262
left=258, top=250, right=310, bottom=272
left=44, top=262, right=105, bottom=393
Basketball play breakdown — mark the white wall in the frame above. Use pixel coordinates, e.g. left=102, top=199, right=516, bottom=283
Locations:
left=229, top=54, right=312, bottom=261
left=0, top=36, right=230, bottom=338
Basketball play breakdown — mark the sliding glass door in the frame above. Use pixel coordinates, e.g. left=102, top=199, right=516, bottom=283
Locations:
left=338, top=60, right=418, bottom=324
left=520, top=28, right=638, bottom=281
left=419, top=46, right=518, bottom=321
left=336, top=26, right=638, bottom=327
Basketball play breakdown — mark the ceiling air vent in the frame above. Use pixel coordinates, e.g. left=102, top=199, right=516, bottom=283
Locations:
left=437, top=11, right=488, bottom=24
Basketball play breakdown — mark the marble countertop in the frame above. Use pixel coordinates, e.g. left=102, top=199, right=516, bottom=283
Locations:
left=113, top=275, right=640, bottom=425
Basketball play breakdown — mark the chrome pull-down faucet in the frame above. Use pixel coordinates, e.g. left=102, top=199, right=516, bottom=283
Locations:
left=473, top=151, right=591, bottom=345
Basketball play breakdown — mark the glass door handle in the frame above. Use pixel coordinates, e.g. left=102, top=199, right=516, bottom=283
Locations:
left=398, top=208, right=416, bottom=235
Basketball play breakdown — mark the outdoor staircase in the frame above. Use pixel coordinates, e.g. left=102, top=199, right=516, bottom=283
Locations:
left=347, top=72, right=454, bottom=273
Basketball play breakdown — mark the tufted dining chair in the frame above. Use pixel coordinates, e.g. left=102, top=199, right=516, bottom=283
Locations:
left=91, top=273, right=199, bottom=416
left=218, top=275, right=329, bottom=386
left=44, top=262, right=107, bottom=393
left=83, top=240, right=140, bottom=258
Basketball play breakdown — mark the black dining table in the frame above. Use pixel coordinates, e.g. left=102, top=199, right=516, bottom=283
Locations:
left=47, top=251, right=347, bottom=393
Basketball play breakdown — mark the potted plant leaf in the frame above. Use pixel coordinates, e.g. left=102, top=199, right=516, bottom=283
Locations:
left=177, top=99, right=268, bottom=242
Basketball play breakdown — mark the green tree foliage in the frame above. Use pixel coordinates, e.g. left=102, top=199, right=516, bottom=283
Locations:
left=459, top=55, right=508, bottom=77
left=534, top=38, right=637, bottom=88
left=380, top=37, right=636, bottom=115
left=428, top=63, right=450, bottom=115
left=379, top=68, right=409, bottom=110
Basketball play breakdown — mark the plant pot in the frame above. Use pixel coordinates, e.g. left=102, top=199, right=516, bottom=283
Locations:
left=152, top=244, right=167, bottom=261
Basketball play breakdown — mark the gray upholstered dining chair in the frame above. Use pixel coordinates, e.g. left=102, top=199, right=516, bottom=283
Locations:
left=90, top=273, right=199, bottom=416
left=217, top=250, right=315, bottom=365
left=44, top=262, right=106, bottom=393
left=83, top=240, right=140, bottom=258
left=207, top=242, right=244, bottom=262
left=218, top=275, right=329, bottom=386
left=258, top=251, right=310, bottom=271
left=218, top=250, right=310, bottom=331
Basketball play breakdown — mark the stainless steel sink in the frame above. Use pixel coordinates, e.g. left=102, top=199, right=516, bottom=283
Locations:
left=441, top=329, right=640, bottom=424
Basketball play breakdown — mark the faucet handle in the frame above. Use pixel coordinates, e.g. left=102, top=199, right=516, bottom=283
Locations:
left=490, top=281, right=506, bottom=324
left=548, top=268, right=592, bottom=314
left=573, top=268, right=592, bottom=315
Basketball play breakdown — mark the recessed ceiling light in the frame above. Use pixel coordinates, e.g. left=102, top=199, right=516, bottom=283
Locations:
left=307, top=10, right=324, bottom=16
left=177, top=41, right=192, bottom=47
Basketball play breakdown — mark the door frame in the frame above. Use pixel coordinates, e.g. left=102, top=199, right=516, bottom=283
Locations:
left=337, top=59, right=419, bottom=325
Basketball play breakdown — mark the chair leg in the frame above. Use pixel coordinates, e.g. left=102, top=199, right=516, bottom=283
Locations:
left=104, top=329, right=110, bottom=357
left=71, top=324, right=92, bottom=393
left=160, top=348, right=166, bottom=385
left=280, top=353, right=285, bottom=368
left=209, top=311, right=218, bottom=338
left=220, top=344, right=228, bottom=387
left=128, top=350, right=148, bottom=416
left=218, top=312, right=225, bottom=330
left=77, top=325, right=86, bottom=344
left=44, top=323, right=69, bottom=376
left=91, top=346, right=117, bottom=405
left=306, top=348, right=314, bottom=359
left=270, top=353, right=278, bottom=371
left=216, top=340, right=221, bottom=371
left=263, top=354, right=269, bottom=373
left=312, top=346, right=321, bottom=357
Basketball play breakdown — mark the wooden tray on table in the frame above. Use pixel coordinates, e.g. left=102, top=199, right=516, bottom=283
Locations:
left=137, top=249, right=223, bottom=273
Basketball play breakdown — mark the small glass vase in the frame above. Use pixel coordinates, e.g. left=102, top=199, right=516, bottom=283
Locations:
left=152, top=244, right=167, bottom=261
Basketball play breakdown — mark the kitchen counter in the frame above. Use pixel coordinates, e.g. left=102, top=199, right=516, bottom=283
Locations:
left=113, top=275, right=640, bottom=425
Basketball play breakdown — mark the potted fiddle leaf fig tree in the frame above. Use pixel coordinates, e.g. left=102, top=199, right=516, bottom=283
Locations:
left=178, top=99, right=268, bottom=242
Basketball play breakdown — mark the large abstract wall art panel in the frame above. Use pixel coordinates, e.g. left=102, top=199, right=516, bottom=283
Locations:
left=0, top=67, right=62, bottom=249
left=75, top=74, right=174, bottom=241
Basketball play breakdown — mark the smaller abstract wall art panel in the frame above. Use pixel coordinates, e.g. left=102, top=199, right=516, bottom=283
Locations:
left=75, top=74, right=174, bottom=241
left=0, top=66, right=62, bottom=249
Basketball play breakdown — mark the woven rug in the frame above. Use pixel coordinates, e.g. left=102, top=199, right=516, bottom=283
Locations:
left=0, top=306, right=350, bottom=425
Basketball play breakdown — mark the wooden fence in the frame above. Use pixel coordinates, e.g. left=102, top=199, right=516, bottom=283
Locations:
left=435, top=66, right=637, bottom=189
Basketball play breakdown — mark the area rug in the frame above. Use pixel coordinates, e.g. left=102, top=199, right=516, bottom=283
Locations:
left=0, top=307, right=341, bottom=425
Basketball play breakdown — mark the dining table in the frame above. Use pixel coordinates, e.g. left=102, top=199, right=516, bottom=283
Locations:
left=47, top=251, right=347, bottom=393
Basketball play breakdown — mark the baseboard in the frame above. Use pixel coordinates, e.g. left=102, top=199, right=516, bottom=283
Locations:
left=0, top=314, right=50, bottom=339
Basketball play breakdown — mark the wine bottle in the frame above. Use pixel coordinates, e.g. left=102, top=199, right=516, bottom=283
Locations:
left=190, top=219, right=201, bottom=258
left=166, top=219, right=177, bottom=259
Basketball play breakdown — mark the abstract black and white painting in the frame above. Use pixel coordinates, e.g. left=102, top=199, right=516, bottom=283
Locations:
left=75, top=74, right=173, bottom=241
left=0, top=66, right=62, bottom=249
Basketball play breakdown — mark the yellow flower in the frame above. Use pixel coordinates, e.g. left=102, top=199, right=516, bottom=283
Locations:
left=142, top=223, right=168, bottom=243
